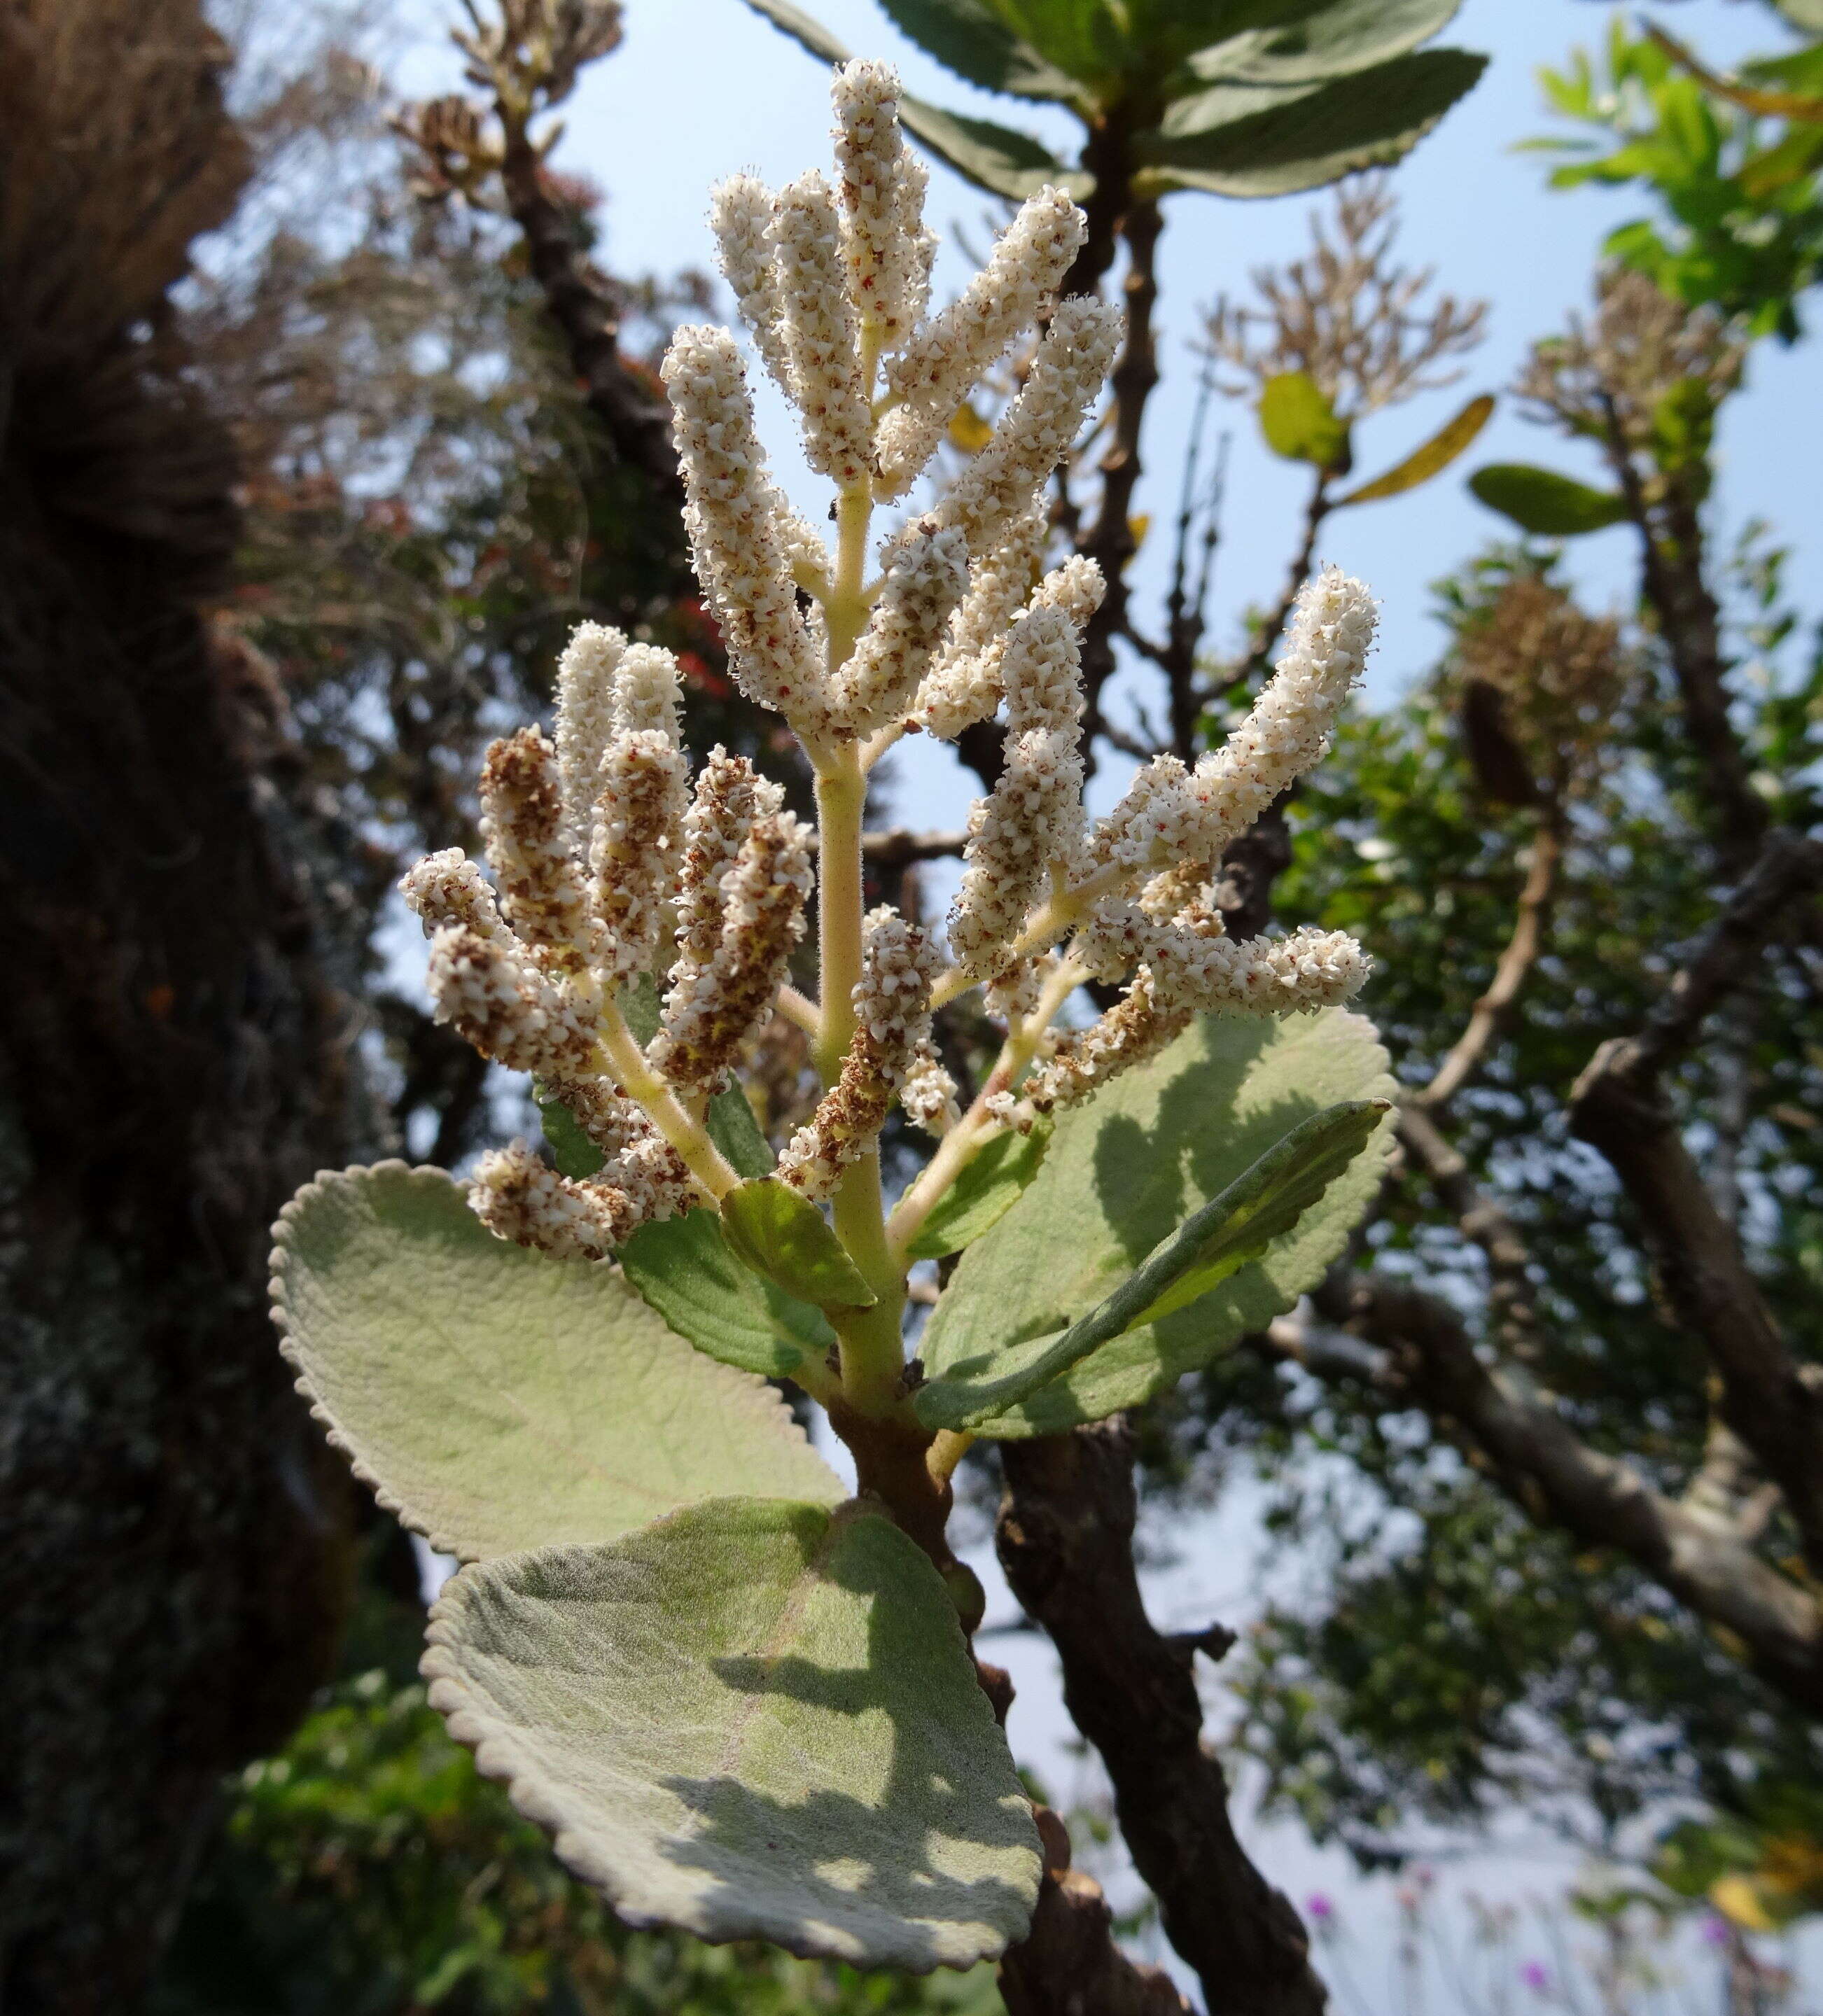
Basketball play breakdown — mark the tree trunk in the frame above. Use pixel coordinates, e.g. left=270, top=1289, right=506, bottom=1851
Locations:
left=0, top=4, right=358, bottom=2004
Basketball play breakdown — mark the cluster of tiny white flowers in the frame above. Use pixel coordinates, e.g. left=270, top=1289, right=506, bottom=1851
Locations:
left=876, top=184, right=1085, bottom=494
left=777, top=909, right=942, bottom=1200
left=830, top=59, right=933, bottom=350
left=398, top=60, right=1376, bottom=1273
left=834, top=519, right=970, bottom=738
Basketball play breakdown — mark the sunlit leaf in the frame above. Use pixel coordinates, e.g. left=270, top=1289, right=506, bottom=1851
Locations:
left=272, top=1164, right=841, bottom=1560
left=423, top=1499, right=1042, bottom=1965
left=1180, top=0, right=1464, bottom=92
left=720, top=1177, right=877, bottom=1308
left=1335, top=393, right=1495, bottom=505
left=916, top=1010, right=1396, bottom=1437
left=1259, top=370, right=1350, bottom=469
left=904, top=1119, right=1053, bottom=1261
left=874, top=0, right=1081, bottom=102
left=915, top=1099, right=1388, bottom=1431
left=620, top=1205, right=834, bottom=1380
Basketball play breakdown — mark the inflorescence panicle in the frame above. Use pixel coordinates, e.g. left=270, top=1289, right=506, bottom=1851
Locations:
left=395, top=58, right=1375, bottom=1294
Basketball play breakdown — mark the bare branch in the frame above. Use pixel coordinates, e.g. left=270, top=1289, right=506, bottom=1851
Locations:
left=1417, top=818, right=1563, bottom=1114
left=1282, top=1278, right=1823, bottom=1718
left=1569, top=827, right=1823, bottom=1575
left=998, top=1422, right=1329, bottom=2016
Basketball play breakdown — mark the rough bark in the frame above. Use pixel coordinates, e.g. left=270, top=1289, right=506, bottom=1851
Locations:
left=0, top=6, right=356, bottom=2003
left=998, top=1424, right=1328, bottom=2016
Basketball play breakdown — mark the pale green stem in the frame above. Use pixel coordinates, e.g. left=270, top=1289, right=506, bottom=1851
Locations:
left=775, top=982, right=820, bottom=1038
left=886, top=955, right=1083, bottom=1268
left=596, top=998, right=741, bottom=1203
left=797, top=323, right=912, bottom=1416
left=927, top=1429, right=975, bottom=1489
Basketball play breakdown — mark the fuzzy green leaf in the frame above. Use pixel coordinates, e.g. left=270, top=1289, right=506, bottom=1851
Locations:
left=915, top=1099, right=1388, bottom=1430
left=1259, top=370, right=1350, bottom=468
left=1180, top=0, right=1464, bottom=91
left=272, top=1163, right=842, bottom=1560
left=421, top=1497, right=1041, bottom=1966
left=721, top=1178, right=877, bottom=1309
left=1469, top=463, right=1631, bottom=536
left=620, top=1206, right=835, bottom=1380
left=905, top=1119, right=1054, bottom=1261
left=874, top=0, right=1082, bottom=102
left=1335, top=392, right=1495, bottom=505
left=1136, top=48, right=1487, bottom=196
left=918, top=1010, right=1396, bottom=1437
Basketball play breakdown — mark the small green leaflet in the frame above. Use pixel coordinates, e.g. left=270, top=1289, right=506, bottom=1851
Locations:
left=1468, top=463, right=1630, bottom=537
left=620, top=1205, right=834, bottom=1381
left=915, top=1098, right=1389, bottom=1433
left=720, top=1177, right=877, bottom=1310
left=905, top=1119, right=1053, bottom=1261
left=1336, top=393, right=1494, bottom=505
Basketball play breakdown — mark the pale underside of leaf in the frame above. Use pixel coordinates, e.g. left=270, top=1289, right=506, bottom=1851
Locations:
left=421, top=1498, right=1042, bottom=1969
left=919, top=1010, right=1396, bottom=1436
left=272, top=1163, right=842, bottom=1560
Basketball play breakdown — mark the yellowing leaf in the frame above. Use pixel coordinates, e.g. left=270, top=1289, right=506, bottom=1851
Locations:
left=1336, top=393, right=1495, bottom=505
left=1129, top=512, right=1152, bottom=550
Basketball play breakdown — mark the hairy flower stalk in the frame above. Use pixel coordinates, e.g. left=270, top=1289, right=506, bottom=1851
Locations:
left=396, top=62, right=1376, bottom=1453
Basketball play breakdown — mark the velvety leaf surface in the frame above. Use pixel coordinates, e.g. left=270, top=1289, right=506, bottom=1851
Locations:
left=919, top=1011, right=1395, bottom=1436
left=621, top=1206, right=835, bottom=1380
left=915, top=1099, right=1387, bottom=1430
left=272, top=1163, right=842, bottom=1560
left=421, top=1499, right=1042, bottom=1968
left=904, top=1120, right=1053, bottom=1261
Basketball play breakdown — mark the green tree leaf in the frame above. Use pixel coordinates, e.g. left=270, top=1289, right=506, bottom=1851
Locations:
left=1180, top=0, right=1465, bottom=91
left=1136, top=49, right=1488, bottom=197
left=1259, top=369, right=1350, bottom=468
left=1335, top=393, right=1495, bottom=505
left=874, top=0, right=1082, bottom=102
left=421, top=1498, right=1042, bottom=1967
left=721, top=1178, right=878, bottom=1309
left=1468, top=463, right=1631, bottom=536
left=272, top=1163, right=842, bottom=1559
left=917, top=1009, right=1396, bottom=1437
left=621, top=1205, right=836, bottom=1380
left=904, top=1119, right=1054, bottom=1261
left=895, top=98, right=1089, bottom=200
left=985, top=0, right=1133, bottom=94
left=740, top=0, right=848, bottom=64
left=915, top=1099, right=1388, bottom=1430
